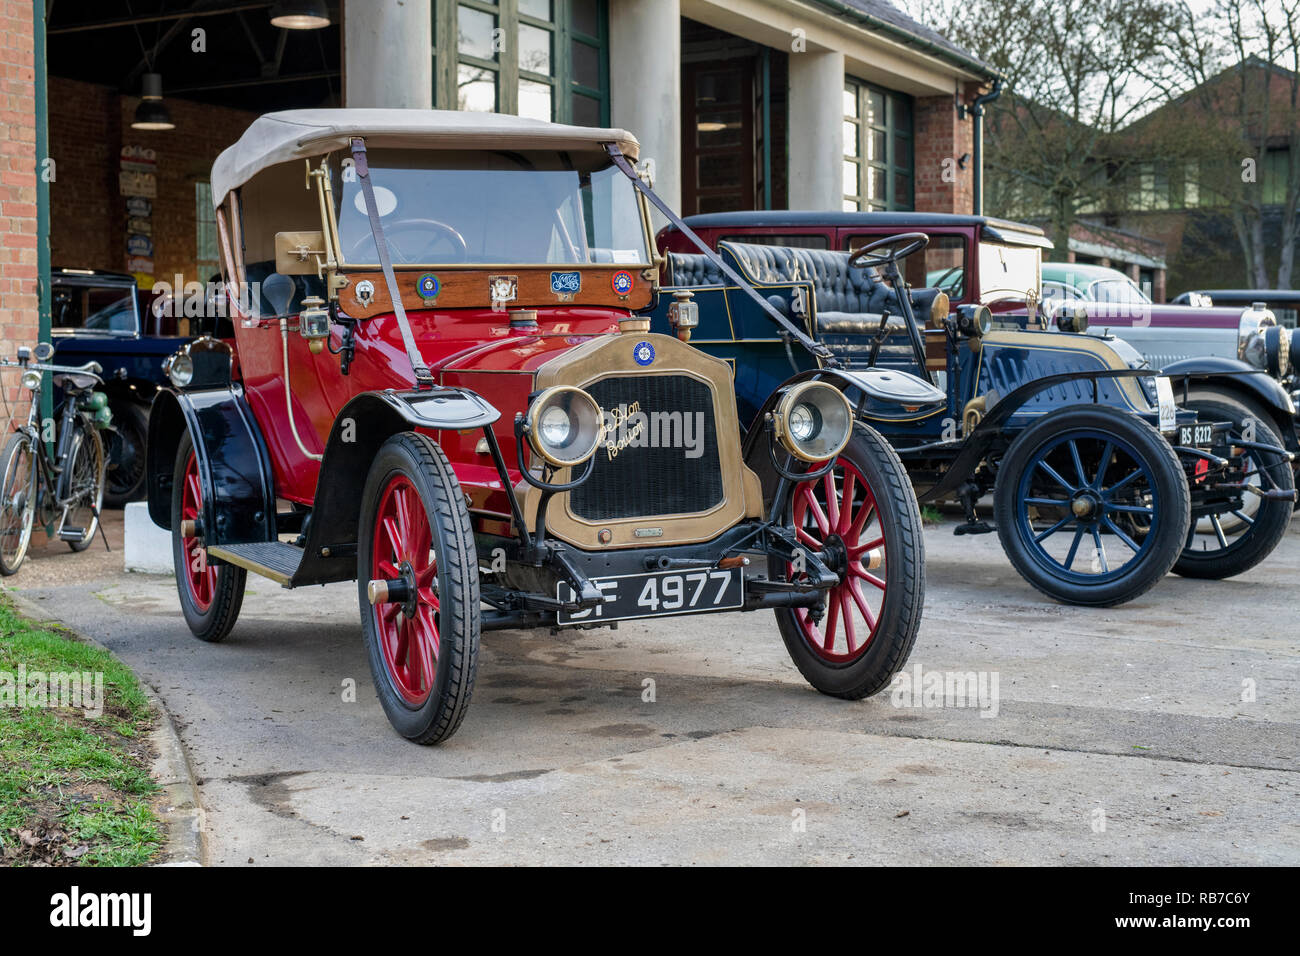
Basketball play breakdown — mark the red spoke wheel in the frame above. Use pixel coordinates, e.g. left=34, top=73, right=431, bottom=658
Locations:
left=359, top=432, right=479, bottom=745
left=170, top=432, right=245, bottom=642
left=771, top=423, right=924, bottom=699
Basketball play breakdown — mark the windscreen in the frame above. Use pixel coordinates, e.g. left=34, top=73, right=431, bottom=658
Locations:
left=52, top=283, right=138, bottom=334
left=334, top=148, right=651, bottom=267
left=978, top=242, right=1040, bottom=305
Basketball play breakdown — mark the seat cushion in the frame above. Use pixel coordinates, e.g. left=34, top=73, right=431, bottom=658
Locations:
left=722, top=241, right=904, bottom=315
left=667, top=251, right=725, bottom=287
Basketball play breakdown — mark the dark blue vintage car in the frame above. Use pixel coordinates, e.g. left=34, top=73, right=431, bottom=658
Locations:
left=51, top=268, right=219, bottom=506
left=645, top=230, right=1294, bottom=608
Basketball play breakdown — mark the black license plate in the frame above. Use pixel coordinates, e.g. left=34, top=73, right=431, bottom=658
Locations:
left=1179, top=423, right=1214, bottom=446
left=557, top=567, right=744, bottom=625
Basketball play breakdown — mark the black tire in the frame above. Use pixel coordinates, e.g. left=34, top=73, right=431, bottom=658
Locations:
left=103, top=401, right=149, bottom=508
left=62, top=419, right=104, bottom=553
left=994, top=405, right=1190, bottom=607
left=358, top=432, right=479, bottom=744
left=1174, top=395, right=1293, bottom=579
left=771, top=422, right=925, bottom=699
left=171, top=431, right=245, bottom=642
left=0, top=432, right=37, bottom=575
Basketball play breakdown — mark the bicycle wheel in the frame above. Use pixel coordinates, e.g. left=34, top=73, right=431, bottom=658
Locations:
left=61, top=419, right=105, bottom=552
left=0, top=432, right=37, bottom=575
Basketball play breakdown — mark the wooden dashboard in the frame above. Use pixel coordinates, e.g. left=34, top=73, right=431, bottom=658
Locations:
left=336, top=266, right=656, bottom=317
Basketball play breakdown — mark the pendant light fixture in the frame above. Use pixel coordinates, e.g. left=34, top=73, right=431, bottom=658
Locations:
left=270, top=0, right=331, bottom=29
left=131, top=73, right=175, bottom=131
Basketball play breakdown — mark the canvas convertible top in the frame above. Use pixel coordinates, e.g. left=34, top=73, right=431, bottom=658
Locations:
left=210, top=108, right=642, bottom=204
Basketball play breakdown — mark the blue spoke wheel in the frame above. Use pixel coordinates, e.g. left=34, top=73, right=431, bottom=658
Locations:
left=994, top=406, right=1189, bottom=607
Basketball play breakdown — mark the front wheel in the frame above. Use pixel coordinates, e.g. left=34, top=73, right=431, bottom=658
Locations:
left=171, top=432, right=246, bottom=642
left=61, top=419, right=105, bottom=552
left=994, top=405, right=1190, bottom=607
left=358, top=432, right=480, bottom=744
left=772, top=422, right=925, bottom=699
left=0, top=433, right=37, bottom=575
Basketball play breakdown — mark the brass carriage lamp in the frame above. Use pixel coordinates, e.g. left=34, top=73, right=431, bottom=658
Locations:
left=667, top=289, right=699, bottom=342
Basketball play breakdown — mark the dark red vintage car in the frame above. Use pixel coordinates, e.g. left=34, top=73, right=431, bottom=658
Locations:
left=145, top=111, right=935, bottom=744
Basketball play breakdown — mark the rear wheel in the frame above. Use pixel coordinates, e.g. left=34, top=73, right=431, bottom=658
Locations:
left=62, top=419, right=104, bottom=552
left=1175, top=394, right=1292, bottom=579
left=772, top=422, right=925, bottom=699
left=994, top=405, right=1189, bottom=607
left=103, top=401, right=149, bottom=508
left=171, top=432, right=245, bottom=642
left=0, top=433, right=37, bottom=575
left=358, top=432, right=479, bottom=744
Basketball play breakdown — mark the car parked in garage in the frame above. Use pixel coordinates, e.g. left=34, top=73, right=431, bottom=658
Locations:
left=51, top=267, right=222, bottom=506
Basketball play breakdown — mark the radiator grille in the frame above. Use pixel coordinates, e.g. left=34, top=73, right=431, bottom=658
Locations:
left=569, top=374, right=724, bottom=522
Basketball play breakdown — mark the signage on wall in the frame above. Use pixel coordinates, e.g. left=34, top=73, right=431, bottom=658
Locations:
left=121, top=146, right=157, bottom=284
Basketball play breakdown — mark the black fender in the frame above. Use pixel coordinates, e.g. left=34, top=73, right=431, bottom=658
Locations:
left=146, top=385, right=277, bottom=546
left=1159, top=356, right=1298, bottom=451
left=291, top=388, right=500, bottom=587
left=914, top=368, right=1159, bottom=502
left=740, top=366, right=946, bottom=462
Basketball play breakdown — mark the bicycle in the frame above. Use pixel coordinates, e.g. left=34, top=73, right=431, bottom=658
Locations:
left=0, top=342, right=110, bottom=575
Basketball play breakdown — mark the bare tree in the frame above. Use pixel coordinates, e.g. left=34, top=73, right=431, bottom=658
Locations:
left=1145, top=0, right=1300, bottom=288
left=912, top=0, right=1178, bottom=250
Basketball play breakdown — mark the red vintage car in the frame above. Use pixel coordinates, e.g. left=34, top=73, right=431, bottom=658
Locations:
left=145, top=111, right=934, bottom=744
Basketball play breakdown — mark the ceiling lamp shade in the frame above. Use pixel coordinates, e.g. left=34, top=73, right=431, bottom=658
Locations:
left=270, top=0, right=331, bottom=29
left=131, top=73, right=175, bottom=131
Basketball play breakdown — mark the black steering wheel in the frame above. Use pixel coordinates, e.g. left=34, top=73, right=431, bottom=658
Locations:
left=848, top=232, right=930, bottom=271
left=349, top=218, right=469, bottom=263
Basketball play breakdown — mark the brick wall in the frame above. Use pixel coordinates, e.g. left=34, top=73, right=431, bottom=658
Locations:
left=912, top=82, right=979, bottom=215
left=48, top=76, right=256, bottom=287
left=0, top=0, right=38, bottom=378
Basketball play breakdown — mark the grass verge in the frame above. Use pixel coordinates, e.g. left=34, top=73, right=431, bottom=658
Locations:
left=0, top=596, right=162, bottom=866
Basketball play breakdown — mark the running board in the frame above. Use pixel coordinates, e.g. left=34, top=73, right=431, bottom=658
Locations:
left=207, top=542, right=305, bottom=587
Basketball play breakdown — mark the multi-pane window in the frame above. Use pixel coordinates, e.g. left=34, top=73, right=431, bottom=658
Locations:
left=842, top=78, right=913, bottom=211
left=435, top=0, right=608, bottom=125
left=195, top=182, right=218, bottom=281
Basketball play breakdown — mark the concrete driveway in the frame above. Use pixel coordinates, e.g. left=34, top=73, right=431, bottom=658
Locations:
left=12, top=510, right=1299, bottom=865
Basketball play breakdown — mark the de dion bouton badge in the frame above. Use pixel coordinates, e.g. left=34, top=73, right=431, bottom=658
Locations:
left=633, top=340, right=655, bottom=366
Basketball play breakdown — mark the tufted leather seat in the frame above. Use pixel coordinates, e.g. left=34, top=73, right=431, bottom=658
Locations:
left=667, top=251, right=726, bottom=287
left=718, top=241, right=944, bottom=337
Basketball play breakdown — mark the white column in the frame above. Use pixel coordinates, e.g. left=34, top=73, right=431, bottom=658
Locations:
left=609, top=0, right=681, bottom=214
left=344, top=1, right=433, bottom=109
left=787, top=50, right=845, bottom=210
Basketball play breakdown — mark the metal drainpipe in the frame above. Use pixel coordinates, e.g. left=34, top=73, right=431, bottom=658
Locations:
left=33, top=0, right=53, bottom=456
left=970, top=78, right=1003, bottom=216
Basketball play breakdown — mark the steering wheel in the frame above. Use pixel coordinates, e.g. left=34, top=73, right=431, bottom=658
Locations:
left=349, top=219, right=469, bottom=263
left=848, top=232, right=930, bottom=271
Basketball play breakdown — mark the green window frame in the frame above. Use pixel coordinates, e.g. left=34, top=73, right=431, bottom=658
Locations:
left=434, top=0, right=609, bottom=126
left=195, top=182, right=219, bottom=279
left=842, top=77, right=913, bottom=212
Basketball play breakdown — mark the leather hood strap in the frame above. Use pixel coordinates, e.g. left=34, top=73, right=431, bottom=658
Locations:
left=349, top=137, right=434, bottom=388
